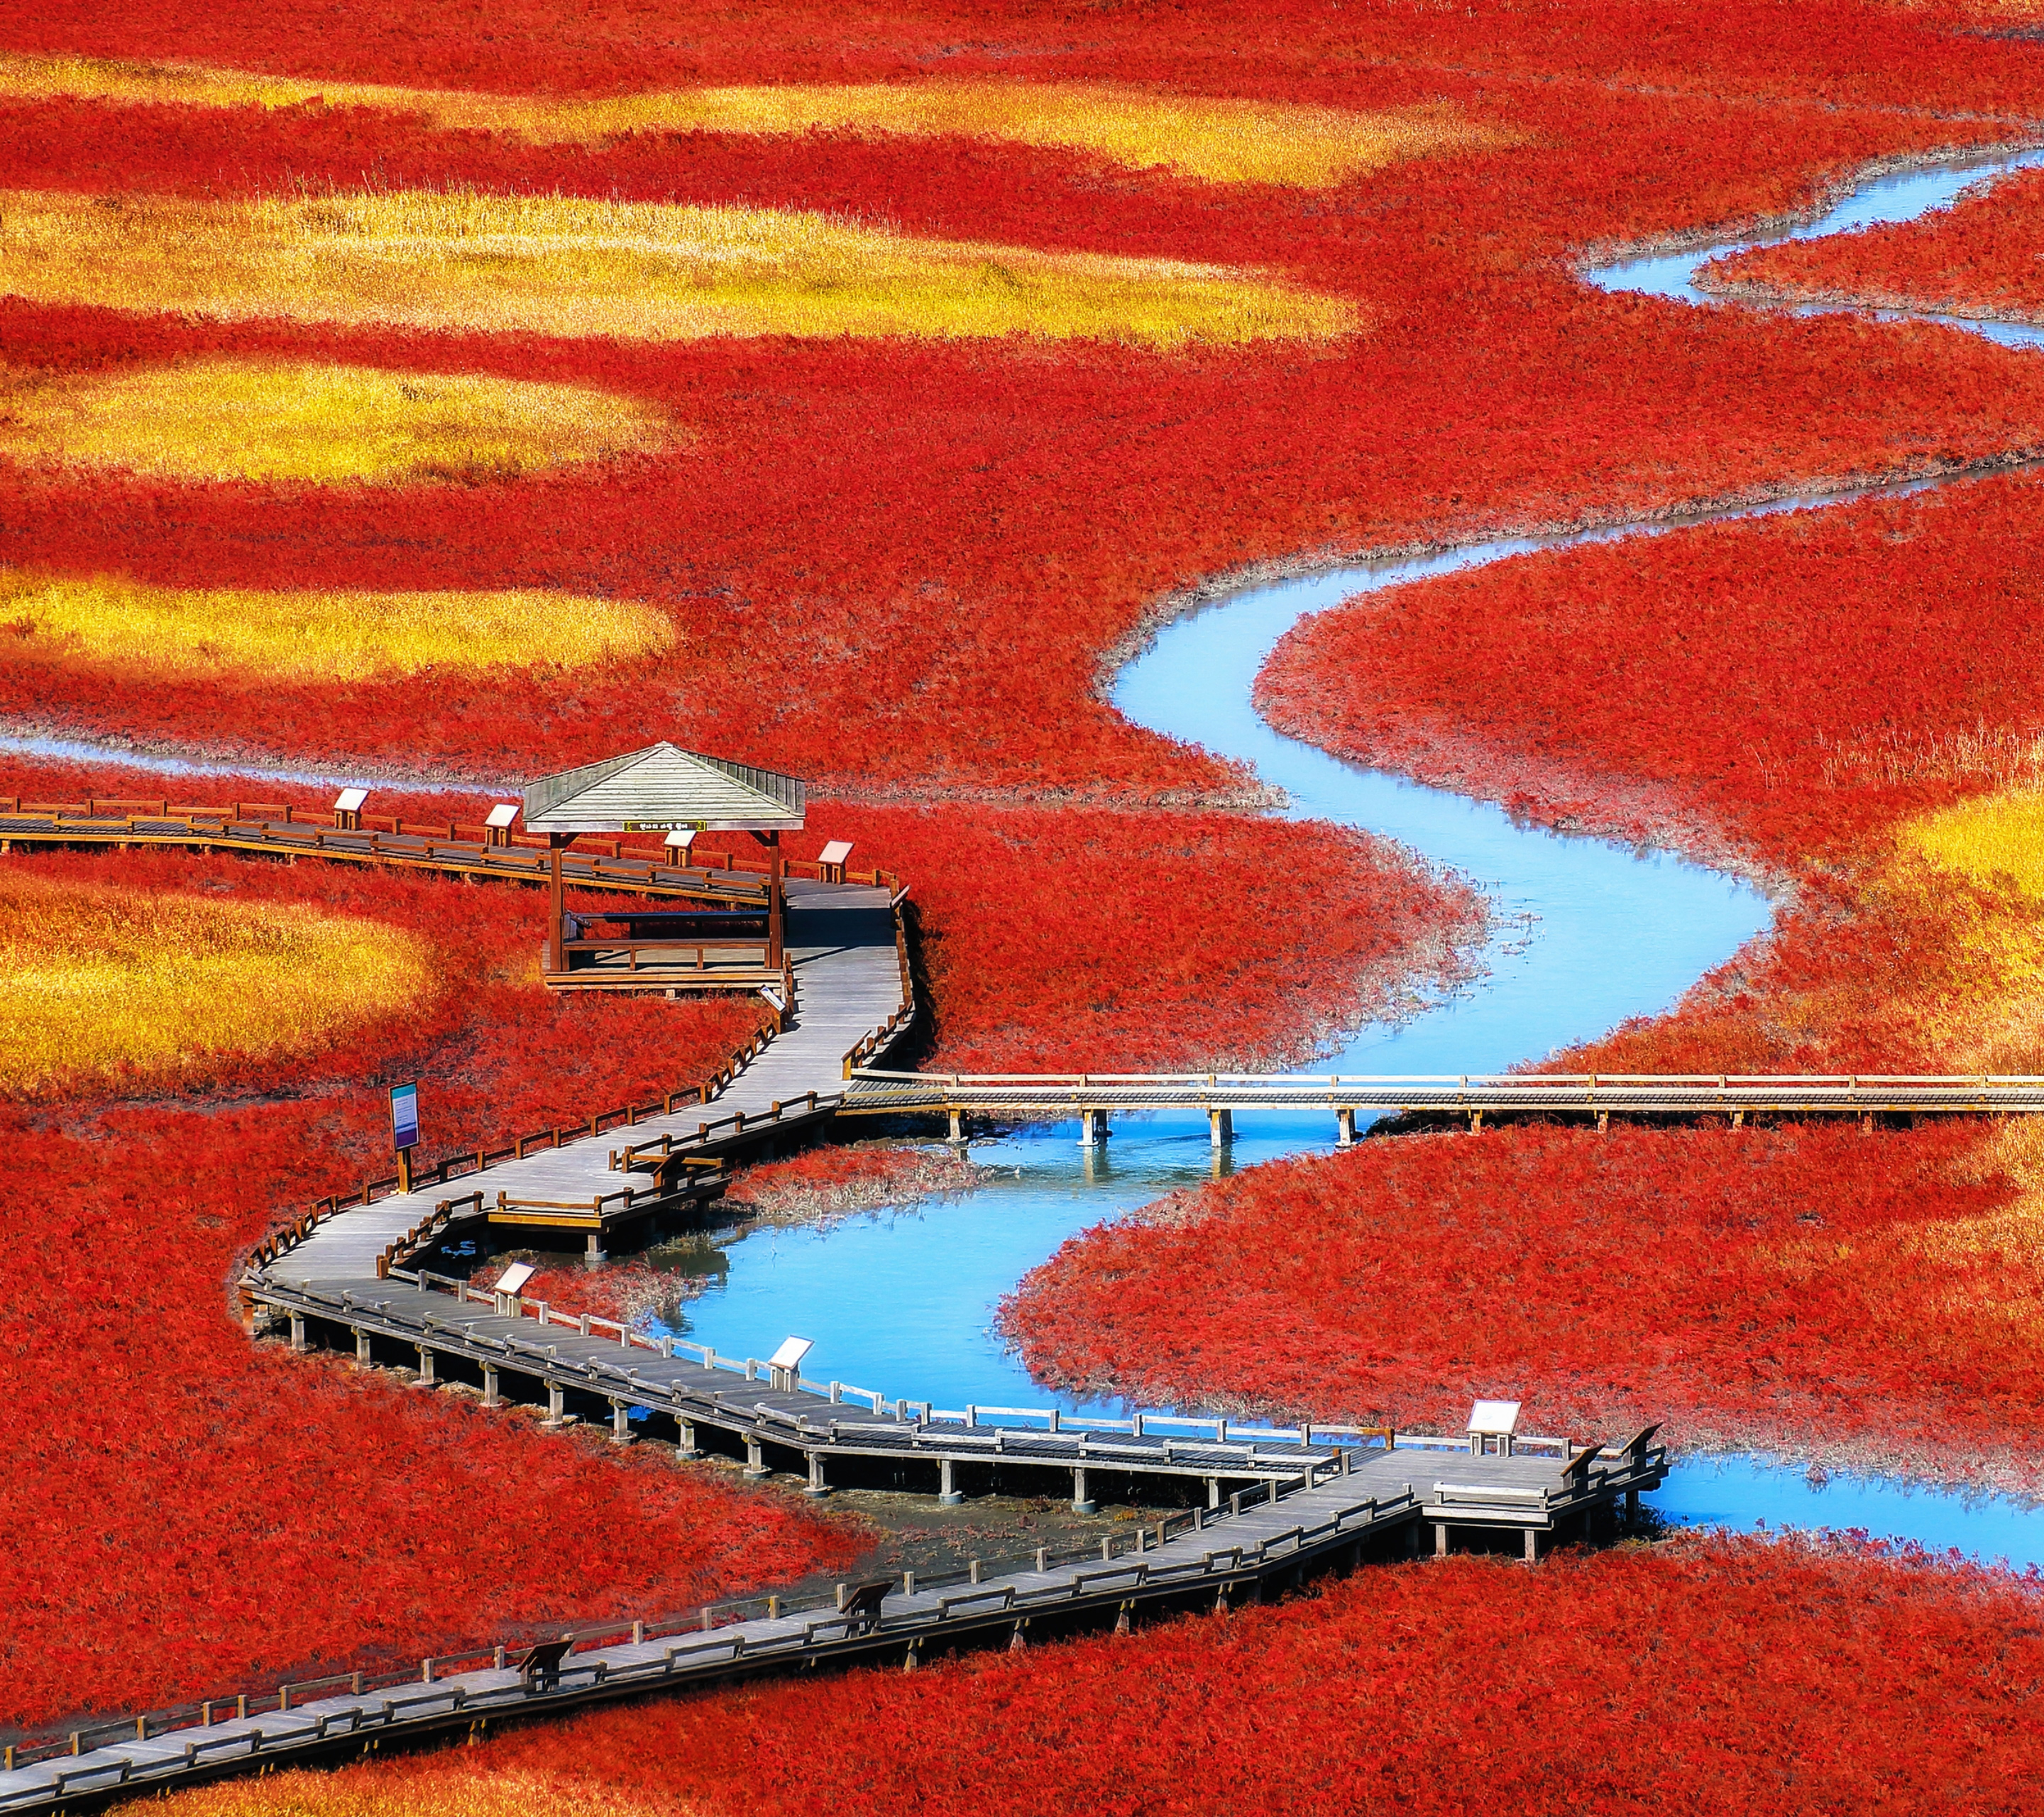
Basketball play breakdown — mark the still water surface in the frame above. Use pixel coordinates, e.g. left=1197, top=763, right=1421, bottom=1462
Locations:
left=32, top=152, right=2044, bottom=1563
left=661, top=146, right=2044, bottom=1565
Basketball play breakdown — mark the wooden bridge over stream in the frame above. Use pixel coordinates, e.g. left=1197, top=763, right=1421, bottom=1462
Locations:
left=842, top=1067, right=2044, bottom=1143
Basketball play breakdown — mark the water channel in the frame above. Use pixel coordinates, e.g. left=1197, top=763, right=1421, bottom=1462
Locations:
left=656, top=141, right=2044, bottom=1569
left=30, top=146, right=2044, bottom=1565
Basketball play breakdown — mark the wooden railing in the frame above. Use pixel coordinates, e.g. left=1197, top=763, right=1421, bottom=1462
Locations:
left=0, top=796, right=902, bottom=894
left=841, top=899, right=918, bottom=1078
left=0, top=1458, right=1371, bottom=1786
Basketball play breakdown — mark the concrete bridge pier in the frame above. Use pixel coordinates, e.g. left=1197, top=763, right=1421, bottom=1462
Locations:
left=1072, top=1466, right=1095, bottom=1515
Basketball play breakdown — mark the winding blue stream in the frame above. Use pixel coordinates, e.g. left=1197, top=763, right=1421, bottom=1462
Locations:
left=664, top=144, right=2044, bottom=1567
left=40, top=148, right=2044, bottom=1565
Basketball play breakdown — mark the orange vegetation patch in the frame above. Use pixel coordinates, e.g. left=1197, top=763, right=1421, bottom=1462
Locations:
left=143, top=1537, right=2044, bottom=1817
left=1701, top=166, right=2044, bottom=325
left=0, top=866, right=432, bottom=1096
left=0, top=55, right=1510, bottom=188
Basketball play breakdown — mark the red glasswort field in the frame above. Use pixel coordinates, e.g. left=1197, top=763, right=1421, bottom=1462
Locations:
left=1703, top=165, right=2044, bottom=324
left=153, top=1535, right=2044, bottom=1817
left=1257, top=470, right=2044, bottom=877
left=1004, top=1119, right=2044, bottom=1488
left=6, top=6, right=2044, bottom=794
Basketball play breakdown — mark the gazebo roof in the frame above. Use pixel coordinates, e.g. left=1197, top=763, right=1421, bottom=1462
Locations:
left=522, top=742, right=806, bottom=834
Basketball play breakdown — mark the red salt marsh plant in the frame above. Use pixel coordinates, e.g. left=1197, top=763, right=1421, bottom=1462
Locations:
left=141, top=1535, right=2044, bottom=1817
left=3, top=21, right=2044, bottom=794
left=1700, top=165, right=2044, bottom=325
left=1257, top=471, right=2044, bottom=875
left=718, top=1142, right=990, bottom=1229
left=1002, top=1115, right=2044, bottom=1491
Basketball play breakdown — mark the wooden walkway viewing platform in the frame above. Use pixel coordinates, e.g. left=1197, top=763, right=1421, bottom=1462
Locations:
left=0, top=1422, right=1664, bottom=1811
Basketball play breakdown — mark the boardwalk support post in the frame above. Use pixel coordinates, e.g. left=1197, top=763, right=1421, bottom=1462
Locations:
left=678, top=1419, right=698, bottom=1459
left=412, top=1345, right=435, bottom=1388
left=1336, top=1107, right=1356, bottom=1148
left=288, top=1313, right=306, bottom=1353
left=1206, top=1476, right=1221, bottom=1508
left=1209, top=1108, right=1233, bottom=1148
left=1434, top=1522, right=1449, bottom=1558
left=806, top=1452, right=828, bottom=1498
left=1079, top=1109, right=1109, bottom=1147
left=1524, top=1529, right=1539, bottom=1564
left=544, top=1382, right=568, bottom=1429
left=938, top=1458, right=962, bottom=1507
left=482, top=1365, right=500, bottom=1408
left=744, top=1436, right=769, bottom=1478
left=353, top=1327, right=370, bottom=1367
left=947, top=1109, right=967, bottom=1143
left=610, top=1399, right=636, bottom=1445
left=1072, top=1466, right=1095, bottom=1515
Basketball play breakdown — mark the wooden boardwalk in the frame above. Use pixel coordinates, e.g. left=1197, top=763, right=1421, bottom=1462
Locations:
left=261, top=881, right=910, bottom=1266
left=0, top=1429, right=1664, bottom=1811
left=251, top=1266, right=1358, bottom=1499
left=0, top=796, right=901, bottom=908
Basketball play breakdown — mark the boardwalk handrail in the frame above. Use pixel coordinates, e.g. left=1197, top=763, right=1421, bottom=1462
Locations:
left=0, top=1457, right=1420, bottom=1782
left=850, top=1067, right=2044, bottom=1089
left=0, top=799, right=906, bottom=901
left=840, top=896, right=918, bottom=1078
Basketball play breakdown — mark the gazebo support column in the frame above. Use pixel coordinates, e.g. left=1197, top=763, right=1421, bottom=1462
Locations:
left=766, top=830, right=786, bottom=970
left=546, top=834, right=571, bottom=975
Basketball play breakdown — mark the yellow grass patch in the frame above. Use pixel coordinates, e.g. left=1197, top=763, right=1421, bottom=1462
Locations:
left=0, top=188, right=1357, bottom=348
left=0, top=871, right=434, bottom=1096
left=1906, top=789, right=2044, bottom=902
left=155, top=1765, right=686, bottom=1817
left=0, top=53, right=1506, bottom=187
left=0, top=566, right=672, bottom=684
left=0, top=358, right=671, bottom=485
left=1895, top=791, right=2044, bottom=1074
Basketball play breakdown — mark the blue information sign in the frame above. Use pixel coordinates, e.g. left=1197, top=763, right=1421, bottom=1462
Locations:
left=390, top=1082, right=419, bottom=1151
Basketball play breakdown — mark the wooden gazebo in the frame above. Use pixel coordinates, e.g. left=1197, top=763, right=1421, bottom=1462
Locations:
left=522, top=743, right=806, bottom=991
